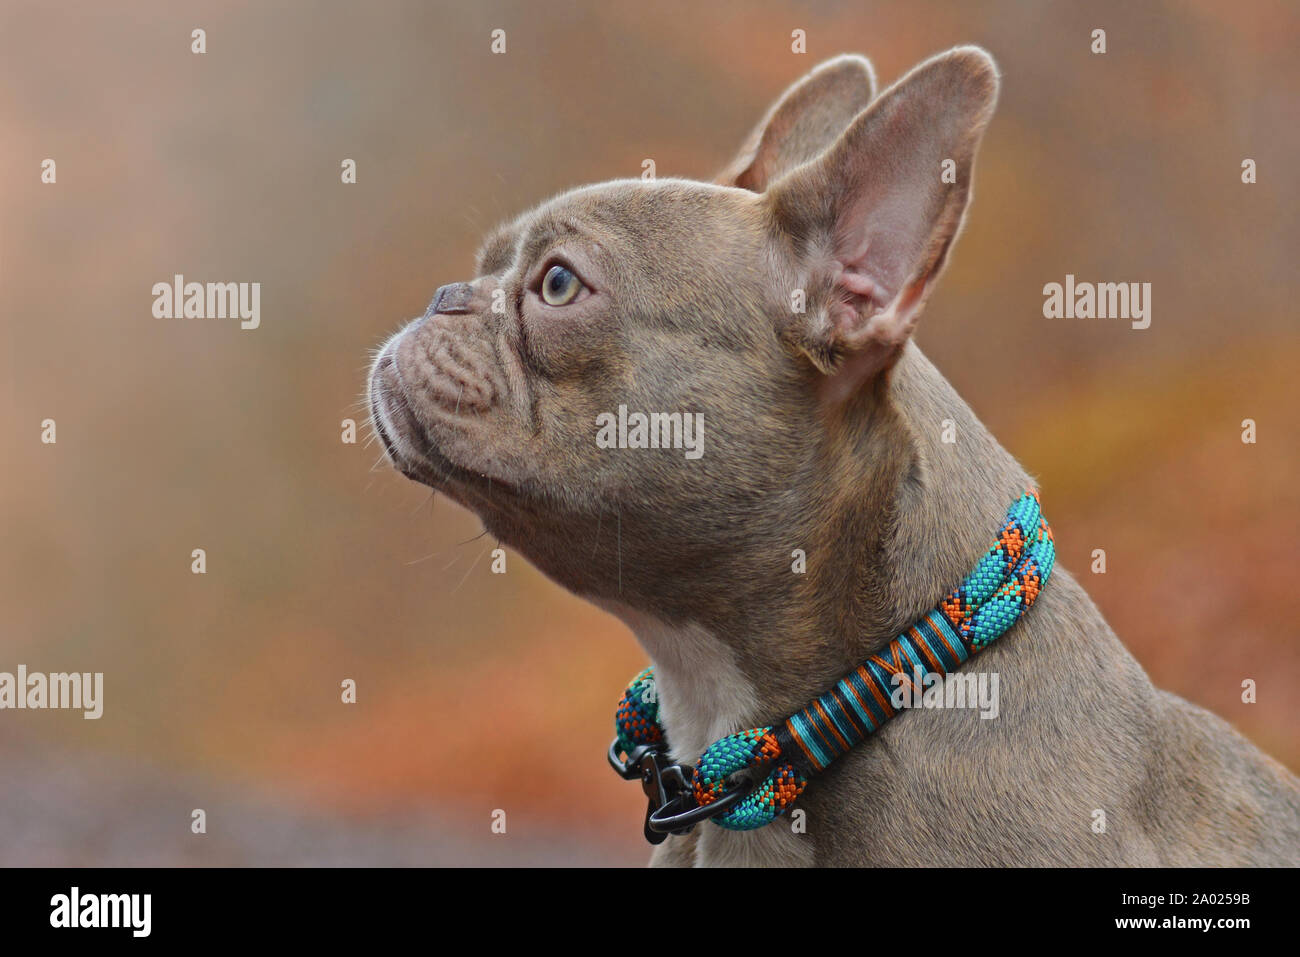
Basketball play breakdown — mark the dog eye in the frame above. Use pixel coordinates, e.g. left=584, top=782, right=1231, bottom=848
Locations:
left=540, top=264, right=584, bottom=306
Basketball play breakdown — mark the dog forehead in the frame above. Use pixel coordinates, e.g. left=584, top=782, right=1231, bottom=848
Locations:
left=476, top=178, right=769, bottom=282
left=527, top=178, right=761, bottom=251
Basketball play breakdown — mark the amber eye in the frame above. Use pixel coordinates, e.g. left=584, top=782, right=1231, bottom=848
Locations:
left=541, top=264, right=583, bottom=306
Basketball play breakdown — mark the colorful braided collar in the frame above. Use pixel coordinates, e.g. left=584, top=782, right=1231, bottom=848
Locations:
left=609, top=488, right=1055, bottom=841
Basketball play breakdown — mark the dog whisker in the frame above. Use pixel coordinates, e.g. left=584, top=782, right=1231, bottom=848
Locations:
left=450, top=543, right=491, bottom=593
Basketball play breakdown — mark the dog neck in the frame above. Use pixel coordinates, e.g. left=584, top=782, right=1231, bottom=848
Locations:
left=603, top=341, right=1033, bottom=762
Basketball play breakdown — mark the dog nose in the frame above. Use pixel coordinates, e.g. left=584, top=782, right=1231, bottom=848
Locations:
left=426, top=282, right=474, bottom=317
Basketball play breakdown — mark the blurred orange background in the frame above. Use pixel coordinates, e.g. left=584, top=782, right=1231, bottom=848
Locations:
left=1, top=0, right=1296, bottom=865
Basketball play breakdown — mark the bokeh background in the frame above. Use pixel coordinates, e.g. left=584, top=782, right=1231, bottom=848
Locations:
left=1, top=0, right=1296, bottom=865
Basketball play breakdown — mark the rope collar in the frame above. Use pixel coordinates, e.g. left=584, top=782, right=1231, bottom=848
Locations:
left=608, top=488, right=1055, bottom=843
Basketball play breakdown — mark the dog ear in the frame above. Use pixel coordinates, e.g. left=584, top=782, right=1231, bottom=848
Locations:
left=717, top=54, right=877, bottom=192
left=767, top=46, right=999, bottom=402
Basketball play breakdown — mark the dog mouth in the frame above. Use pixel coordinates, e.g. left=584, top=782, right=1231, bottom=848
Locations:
left=368, top=348, right=516, bottom=499
left=370, top=351, right=451, bottom=481
left=368, top=372, right=409, bottom=470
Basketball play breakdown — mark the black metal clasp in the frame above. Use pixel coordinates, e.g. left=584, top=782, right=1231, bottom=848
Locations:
left=607, top=738, right=757, bottom=845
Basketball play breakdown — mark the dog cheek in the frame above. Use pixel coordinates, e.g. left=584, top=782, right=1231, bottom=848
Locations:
left=496, top=330, right=535, bottom=425
left=519, top=297, right=618, bottom=376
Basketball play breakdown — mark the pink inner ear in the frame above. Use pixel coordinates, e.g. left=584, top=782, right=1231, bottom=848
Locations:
left=829, top=269, right=929, bottom=361
left=826, top=259, right=886, bottom=346
left=819, top=274, right=930, bottom=406
left=837, top=270, right=878, bottom=300
left=825, top=190, right=932, bottom=350
left=776, top=46, right=1000, bottom=399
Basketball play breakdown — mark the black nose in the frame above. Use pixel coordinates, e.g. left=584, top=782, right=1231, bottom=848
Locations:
left=425, top=282, right=474, bottom=317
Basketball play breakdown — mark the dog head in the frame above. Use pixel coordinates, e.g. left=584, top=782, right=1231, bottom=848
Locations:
left=368, top=49, right=999, bottom=616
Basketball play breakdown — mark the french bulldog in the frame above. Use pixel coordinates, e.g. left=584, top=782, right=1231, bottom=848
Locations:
left=368, top=48, right=1300, bottom=866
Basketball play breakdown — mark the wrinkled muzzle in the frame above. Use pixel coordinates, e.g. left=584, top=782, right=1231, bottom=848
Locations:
left=368, top=278, right=533, bottom=496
